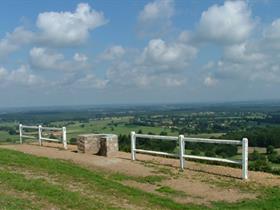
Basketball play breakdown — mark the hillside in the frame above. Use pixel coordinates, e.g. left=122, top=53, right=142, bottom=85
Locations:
left=0, top=143, right=280, bottom=209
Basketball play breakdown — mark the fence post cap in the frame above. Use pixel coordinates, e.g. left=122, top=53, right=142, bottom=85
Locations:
left=242, top=138, right=248, bottom=142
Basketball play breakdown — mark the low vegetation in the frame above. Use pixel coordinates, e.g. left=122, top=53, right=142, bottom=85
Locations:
left=0, top=148, right=280, bottom=209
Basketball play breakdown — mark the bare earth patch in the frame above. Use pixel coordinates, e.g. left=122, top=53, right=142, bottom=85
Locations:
left=122, top=180, right=158, bottom=193
left=162, top=178, right=256, bottom=205
left=1, top=143, right=280, bottom=205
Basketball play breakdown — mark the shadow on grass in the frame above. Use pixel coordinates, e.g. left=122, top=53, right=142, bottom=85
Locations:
left=120, top=154, right=242, bottom=180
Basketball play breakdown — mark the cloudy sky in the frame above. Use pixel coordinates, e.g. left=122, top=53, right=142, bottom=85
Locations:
left=0, top=0, right=280, bottom=107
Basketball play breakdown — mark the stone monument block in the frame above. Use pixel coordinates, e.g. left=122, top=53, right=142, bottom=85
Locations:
left=77, top=134, right=118, bottom=157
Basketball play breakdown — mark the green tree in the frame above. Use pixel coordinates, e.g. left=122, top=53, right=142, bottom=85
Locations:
left=249, top=150, right=264, bottom=161
left=160, top=131, right=168, bottom=136
left=118, top=134, right=130, bottom=152
left=205, top=150, right=216, bottom=157
left=215, top=145, right=237, bottom=157
left=8, top=129, right=17, bottom=135
left=266, top=145, right=275, bottom=155
left=250, top=160, right=271, bottom=172
left=268, top=153, right=280, bottom=164
left=191, top=148, right=200, bottom=156
left=69, top=138, right=77, bottom=145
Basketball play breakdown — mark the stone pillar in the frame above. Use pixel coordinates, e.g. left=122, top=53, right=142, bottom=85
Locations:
left=77, top=134, right=118, bottom=157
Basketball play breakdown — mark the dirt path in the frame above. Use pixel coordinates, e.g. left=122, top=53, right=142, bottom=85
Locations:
left=1, top=143, right=280, bottom=205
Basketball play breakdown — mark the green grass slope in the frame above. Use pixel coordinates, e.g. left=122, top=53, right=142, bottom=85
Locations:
left=0, top=148, right=279, bottom=210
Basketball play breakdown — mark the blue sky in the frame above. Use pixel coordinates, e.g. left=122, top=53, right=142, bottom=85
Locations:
left=0, top=0, right=280, bottom=107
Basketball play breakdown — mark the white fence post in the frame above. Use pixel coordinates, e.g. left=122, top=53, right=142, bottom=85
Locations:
left=38, top=125, right=42, bottom=146
left=179, top=135, right=185, bottom=171
left=130, top=132, right=247, bottom=179
left=131, top=131, right=136, bottom=161
left=62, top=127, right=67, bottom=150
left=242, top=138, right=248, bottom=180
left=19, top=124, right=23, bottom=144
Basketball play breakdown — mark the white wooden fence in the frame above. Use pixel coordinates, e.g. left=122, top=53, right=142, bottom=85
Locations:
left=19, top=124, right=67, bottom=149
left=130, top=132, right=248, bottom=180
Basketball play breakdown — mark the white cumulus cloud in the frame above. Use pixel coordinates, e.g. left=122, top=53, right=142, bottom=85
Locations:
left=74, top=53, right=88, bottom=62
left=204, top=76, right=218, bottom=87
left=29, top=47, right=89, bottom=72
left=0, top=67, right=8, bottom=80
left=36, top=3, right=107, bottom=46
left=0, top=65, right=44, bottom=87
left=263, top=18, right=280, bottom=50
left=75, top=74, right=108, bottom=89
left=223, top=43, right=265, bottom=63
left=30, top=47, right=64, bottom=70
left=0, top=3, right=107, bottom=59
left=197, top=0, right=254, bottom=44
left=139, top=0, right=174, bottom=22
left=140, top=39, right=197, bottom=70
left=106, top=36, right=194, bottom=88
left=137, top=0, right=175, bottom=37
left=100, top=45, right=125, bottom=60
left=0, top=27, right=34, bottom=58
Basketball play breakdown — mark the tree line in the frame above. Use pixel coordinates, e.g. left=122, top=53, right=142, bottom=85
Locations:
left=222, top=126, right=280, bottom=148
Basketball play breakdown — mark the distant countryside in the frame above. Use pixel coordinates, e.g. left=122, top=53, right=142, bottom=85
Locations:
left=1, top=102, right=280, bottom=175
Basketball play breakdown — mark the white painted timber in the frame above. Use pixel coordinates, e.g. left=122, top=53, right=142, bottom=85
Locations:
left=62, top=127, right=67, bottom=149
left=21, top=135, right=37, bottom=139
left=130, top=131, right=136, bottom=161
left=41, top=126, right=63, bottom=131
left=130, top=131, right=249, bottom=180
left=184, top=137, right=242, bottom=145
left=135, top=133, right=178, bottom=141
left=19, top=124, right=23, bottom=144
left=40, top=137, right=60, bottom=142
left=184, top=154, right=241, bottom=164
left=38, top=125, right=42, bottom=146
left=242, top=138, right=249, bottom=180
left=179, top=135, right=185, bottom=170
left=134, top=149, right=179, bottom=157
left=131, top=132, right=179, bottom=166
left=21, top=125, right=39, bottom=129
left=19, top=124, right=67, bottom=149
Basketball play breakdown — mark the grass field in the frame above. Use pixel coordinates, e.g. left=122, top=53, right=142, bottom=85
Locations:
left=0, top=117, right=226, bottom=144
left=0, top=148, right=280, bottom=209
left=65, top=117, right=177, bottom=139
left=57, top=117, right=225, bottom=140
